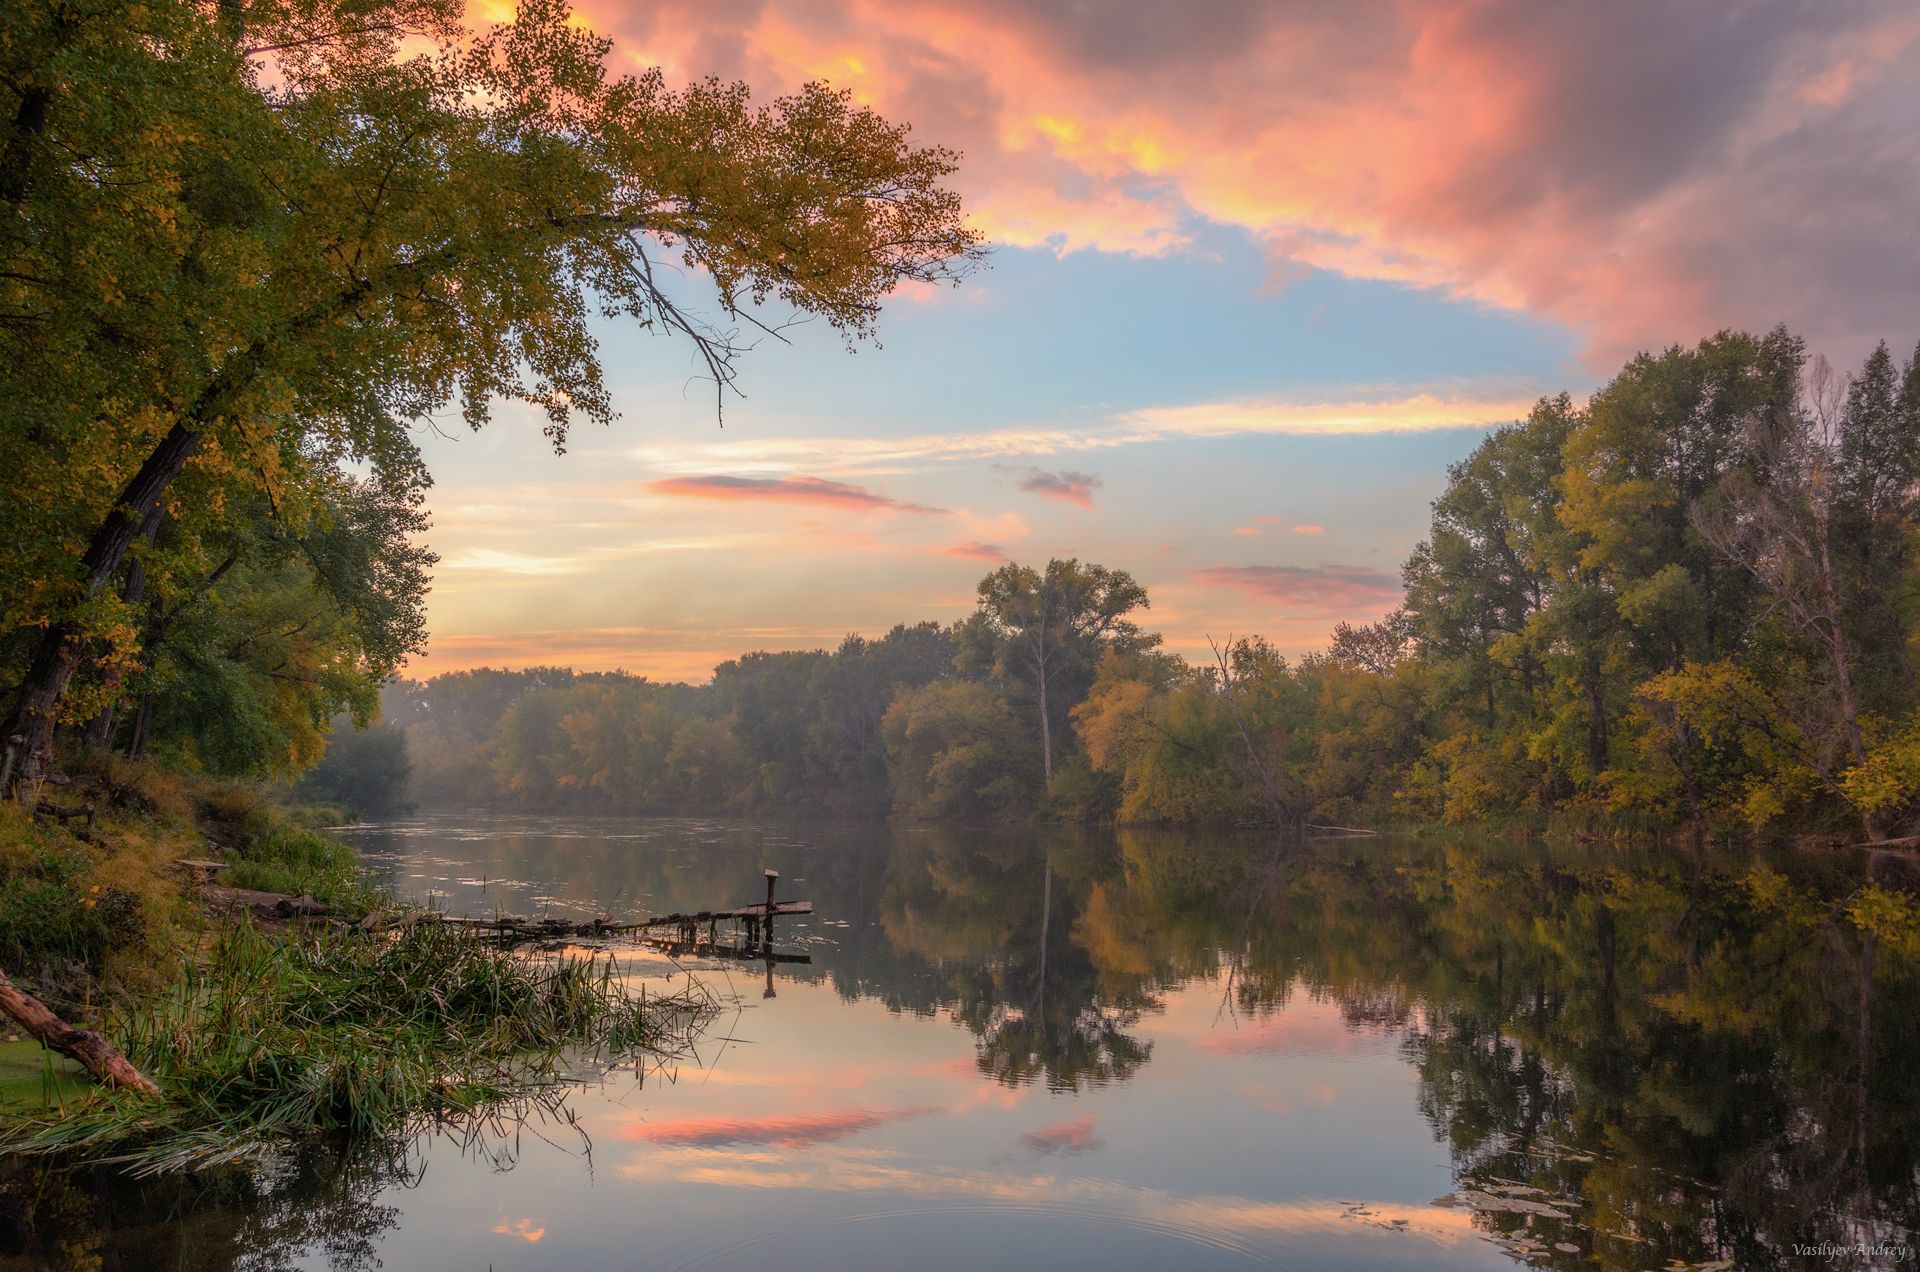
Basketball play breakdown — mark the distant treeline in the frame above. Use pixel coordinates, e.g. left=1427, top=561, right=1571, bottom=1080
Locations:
left=307, top=327, right=1920, bottom=838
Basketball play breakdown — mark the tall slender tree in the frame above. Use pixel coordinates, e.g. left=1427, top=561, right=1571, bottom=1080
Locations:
left=968, top=560, right=1154, bottom=792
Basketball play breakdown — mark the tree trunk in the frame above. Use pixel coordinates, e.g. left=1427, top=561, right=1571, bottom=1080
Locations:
left=4, top=423, right=203, bottom=794
left=1037, top=652, right=1053, bottom=793
left=1584, top=653, right=1608, bottom=778
left=84, top=504, right=167, bottom=751
left=1812, top=492, right=1885, bottom=839
left=0, top=966, right=160, bottom=1096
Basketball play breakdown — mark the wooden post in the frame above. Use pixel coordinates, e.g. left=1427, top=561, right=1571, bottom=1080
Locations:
left=763, top=870, right=778, bottom=949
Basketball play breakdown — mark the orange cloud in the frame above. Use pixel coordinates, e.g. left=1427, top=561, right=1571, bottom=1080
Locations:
left=1191, top=563, right=1402, bottom=616
left=492, top=1218, right=547, bottom=1243
left=648, top=475, right=945, bottom=514
left=1291, top=524, right=1324, bottom=536
left=621, top=1106, right=939, bottom=1148
left=572, top=0, right=1920, bottom=362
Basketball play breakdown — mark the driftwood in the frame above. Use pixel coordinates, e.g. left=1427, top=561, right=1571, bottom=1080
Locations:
left=1848, top=835, right=1920, bottom=851
left=0, top=966, right=159, bottom=1097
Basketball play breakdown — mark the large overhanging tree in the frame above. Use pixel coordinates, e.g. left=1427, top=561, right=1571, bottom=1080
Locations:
left=0, top=0, right=983, bottom=790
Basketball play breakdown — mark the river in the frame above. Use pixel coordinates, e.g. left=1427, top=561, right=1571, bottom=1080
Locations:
left=9, top=814, right=1919, bottom=1269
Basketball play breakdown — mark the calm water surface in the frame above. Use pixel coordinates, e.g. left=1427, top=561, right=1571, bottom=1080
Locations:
left=15, top=815, right=1920, bottom=1269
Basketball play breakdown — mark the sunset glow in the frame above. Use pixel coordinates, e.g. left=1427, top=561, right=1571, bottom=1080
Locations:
left=403, top=1, right=1920, bottom=682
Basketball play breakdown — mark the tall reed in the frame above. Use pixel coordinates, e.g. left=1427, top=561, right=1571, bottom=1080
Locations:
left=0, top=924, right=714, bottom=1175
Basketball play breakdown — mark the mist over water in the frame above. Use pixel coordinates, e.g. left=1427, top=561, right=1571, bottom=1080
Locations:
left=17, top=815, right=1919, bottom=1270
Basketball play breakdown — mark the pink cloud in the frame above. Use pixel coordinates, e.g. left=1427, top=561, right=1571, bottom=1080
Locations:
left=1019, top=1115, right=1103, bottom=1156
left=572, top=0, right=1920, bottom=363
left=1191, top=563, right=1402, bottom=616
left=992, top=465, right=1102, bottom=508
left=621, top=1106, right=938, bottom=1148
left=941, top=540, right=1008, bottom=560
left=649, top=475, right=945, bottom=515
left=1233, top=515, right=1326, bottom=538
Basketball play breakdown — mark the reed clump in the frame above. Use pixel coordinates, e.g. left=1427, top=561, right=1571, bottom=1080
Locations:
left=0, top=923, right=714, bottom=1176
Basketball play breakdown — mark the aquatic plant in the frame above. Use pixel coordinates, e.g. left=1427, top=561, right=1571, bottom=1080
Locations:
left=0, top=923, right=714, bottom=1176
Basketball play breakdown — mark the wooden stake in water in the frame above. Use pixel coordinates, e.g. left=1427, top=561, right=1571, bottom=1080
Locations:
left=762, top=869, right=779, bottom=949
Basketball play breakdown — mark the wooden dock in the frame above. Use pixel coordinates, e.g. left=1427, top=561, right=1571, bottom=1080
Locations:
left=425, top=868, right=811, bottom=960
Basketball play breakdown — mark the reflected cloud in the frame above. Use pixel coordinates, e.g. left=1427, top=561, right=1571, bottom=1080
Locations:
left=1019, top=1115, right=1103, bottom=1156
left=491, top=1218, right=547, bottom=1243
left=621, top=1106, right=941, bottom=1148
left=615, top=1145, right=1484, bottom=1250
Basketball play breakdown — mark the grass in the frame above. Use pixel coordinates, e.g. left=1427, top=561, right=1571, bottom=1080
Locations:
left=222, top=825, right=382, bottom=914
left=0, top=922, right=715, bottom=1176
left=1, top=759, right=718, bottom=1178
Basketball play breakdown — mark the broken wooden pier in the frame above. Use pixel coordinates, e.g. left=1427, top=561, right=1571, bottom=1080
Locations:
left=424, top=868, right=812, bottom=963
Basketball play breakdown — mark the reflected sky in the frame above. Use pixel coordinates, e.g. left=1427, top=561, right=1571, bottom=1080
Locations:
left=325, top=816, right=1517, bottom=1269
left=9, top=816, right=1913, bottom=1270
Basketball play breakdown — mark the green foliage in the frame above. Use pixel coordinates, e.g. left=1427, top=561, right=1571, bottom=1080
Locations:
left=0, top=924, right=715, bottom=1175
left=0, top=0, right=982, bottom=788
left=357, top=328, right=1920, bottom=841
left=0, top=843, right=145, bottom=980
left=882, top=681, right=1038, bottom=819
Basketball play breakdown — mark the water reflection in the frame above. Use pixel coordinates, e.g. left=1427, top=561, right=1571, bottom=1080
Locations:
left=6, top=818, right=1917, bottom=1270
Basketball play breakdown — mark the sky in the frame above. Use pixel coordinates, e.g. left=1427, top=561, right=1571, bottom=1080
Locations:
left=413, top=0, right=1920, bottom=682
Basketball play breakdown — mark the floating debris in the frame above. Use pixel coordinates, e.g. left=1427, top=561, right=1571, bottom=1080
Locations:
left=1458, top=1189, right=1574, bottom=1220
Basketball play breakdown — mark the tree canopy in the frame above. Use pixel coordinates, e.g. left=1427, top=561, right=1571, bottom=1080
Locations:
left=0, top=0, right=982, bottom=787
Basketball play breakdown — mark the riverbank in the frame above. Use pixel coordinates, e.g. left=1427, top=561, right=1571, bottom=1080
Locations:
left=0, top=756, right=713, bottom=1174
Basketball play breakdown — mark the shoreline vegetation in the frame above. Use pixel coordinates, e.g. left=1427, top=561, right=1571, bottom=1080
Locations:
left=354, top=332, right=1920, bottom=849
left=0, top=758, right=714, bottom=1176
left=1, top=0, right=979, bottom=1183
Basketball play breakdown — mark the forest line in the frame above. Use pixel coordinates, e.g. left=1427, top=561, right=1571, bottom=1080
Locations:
left=306, top=326, right=1920, bottom=841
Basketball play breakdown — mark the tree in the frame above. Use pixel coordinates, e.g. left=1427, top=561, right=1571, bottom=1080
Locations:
left=0, top=0, right=982, bottom=790
left=966, top=560, right=1155, bottom=792
left=101, top=458, right=434, bottom=775
left=881, top=680, right=1036, bottom=820
left=1692, top=349, right=1920, bottom=839
left=1402, top=398, right=1577, bottom=812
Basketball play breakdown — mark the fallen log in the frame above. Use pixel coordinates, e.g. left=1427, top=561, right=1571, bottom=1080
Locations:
left=1305, top=822, right=1378, bottom=837
left=1847, top=835, right=1920, bottom=850
left=0, top=966, right=159, bottom=1097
